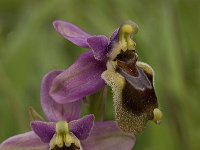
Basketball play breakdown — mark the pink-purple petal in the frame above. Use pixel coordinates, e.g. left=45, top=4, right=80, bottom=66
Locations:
left=0, top=131, right=48, bottom=150
left=110, top=28, right=119, bottom=42
left=31, top=121, right=55, bottom=143
left=69, top=115, right=94, bottom=140
left=87, top=35, right=108, bottom=61
left=53, top=20, right=91, bottom=48
left=81, top=121, right=135, bottom=150
left=50, top=51, right=106, bottom=104
left=41, top=71, right=81, bottom=122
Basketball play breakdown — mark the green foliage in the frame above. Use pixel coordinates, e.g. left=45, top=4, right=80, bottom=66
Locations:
left=0, top=0, right=199, bottom=149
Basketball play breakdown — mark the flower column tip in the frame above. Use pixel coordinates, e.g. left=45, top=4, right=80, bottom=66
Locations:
left=119, top=20, right=139, bottom=51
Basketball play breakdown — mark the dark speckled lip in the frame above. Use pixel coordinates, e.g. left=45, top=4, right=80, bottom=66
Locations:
left=116, top=50, right=158, bottom=120
left=52, top=143, right=80, bottom=150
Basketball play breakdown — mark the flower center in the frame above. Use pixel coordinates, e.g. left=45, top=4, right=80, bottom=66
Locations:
left=109, top=20, right=138, bottom=60
left=119, top=20, right=138, bottom=51
left=50, top=121, right=81, bottom=150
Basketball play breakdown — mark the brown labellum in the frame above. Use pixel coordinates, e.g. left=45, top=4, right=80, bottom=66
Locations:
left=116, top=50, right=158, bottom=119
left=113, top=50, right=159, bottom=133
left=52, top=144, right=80, bottom=150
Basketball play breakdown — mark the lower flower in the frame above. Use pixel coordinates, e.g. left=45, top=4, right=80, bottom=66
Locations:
left=31, top=115, right=94, bottom=150
left=0, top=71, right=135, bottom=150
left=0, top=121, right=135, bottom=150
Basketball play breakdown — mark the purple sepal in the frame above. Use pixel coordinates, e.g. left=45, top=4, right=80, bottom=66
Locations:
left=0, top=131, right=48, bottom=150
left=69, top=115, right=94, bottom=140
left=53, top=20, right=91, bottom=48
left=81, top=121, right=135, bottom=150
left=31, top=121, right=55, bottom=143
left=87, top=35, right=108, bottom=61
left=50, top=51, right=106, bottom=104
left=41, top=71, right=81, bottom=122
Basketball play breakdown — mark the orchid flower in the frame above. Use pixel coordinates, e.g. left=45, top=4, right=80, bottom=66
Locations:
left=49, top=20, right=162, bottom=133
left=0, top=71, right=135, bottom=150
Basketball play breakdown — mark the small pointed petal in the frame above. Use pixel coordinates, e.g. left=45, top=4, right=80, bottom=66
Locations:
left=81, top=121, right=135, bottom=150
left=87, top=35, right=108, bottom=60
left=29, top=107, right=44, bottom=122
left=110, top=28, right=119, bottom=42
left=41, top=71, right=81, bottom=122
left=31, top=121, right=55, bottom=143
left=50, top=51, right=106, bottom=104
left=0, top=131, right=48, bottom=150
left=69, top=115, right=94, bottom=140
left=107, top=28, right=119, bottom=54
left=53, top=20, right=91, bottom=48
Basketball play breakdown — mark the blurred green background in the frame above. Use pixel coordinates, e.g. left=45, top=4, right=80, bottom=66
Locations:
left=0, top=0, right=199, bottom=149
